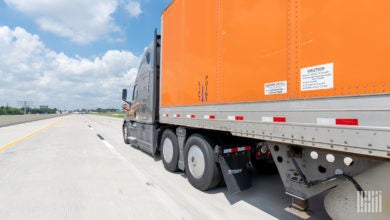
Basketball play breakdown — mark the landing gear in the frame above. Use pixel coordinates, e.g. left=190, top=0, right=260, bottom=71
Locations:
left=267, top=142, right=381, bottom=219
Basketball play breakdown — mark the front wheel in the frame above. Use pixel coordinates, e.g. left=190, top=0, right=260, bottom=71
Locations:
left=122, top=122, right=129, bottom=144
left=184, top=134, right=221, bottom=191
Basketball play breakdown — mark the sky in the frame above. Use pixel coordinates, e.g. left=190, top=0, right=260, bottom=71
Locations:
left=0, top=0, right=171, bottom=110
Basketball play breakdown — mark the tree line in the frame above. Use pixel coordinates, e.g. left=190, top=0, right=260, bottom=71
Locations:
left=0, top=106, right=23, bottom=115
left=0, top=106, right=58, bottom=115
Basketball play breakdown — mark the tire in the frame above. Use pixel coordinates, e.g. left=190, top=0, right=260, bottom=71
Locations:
left=184, top=134, right=221, bottom=191
left=123, top=122, right=130, bottom=144
left=160, top=129, right=179, bottom=172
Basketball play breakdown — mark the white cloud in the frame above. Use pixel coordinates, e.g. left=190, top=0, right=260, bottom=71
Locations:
left=4, top=0, right=143, bottom=44
left=0, top=26, right=140, bottom=109
left=125, top=1, right=142, bottom=18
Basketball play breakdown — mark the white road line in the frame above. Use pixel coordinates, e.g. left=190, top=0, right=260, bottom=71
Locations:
left=87, top=124, right=94, bottom=130
left=100, top=139, right=192, bottom=220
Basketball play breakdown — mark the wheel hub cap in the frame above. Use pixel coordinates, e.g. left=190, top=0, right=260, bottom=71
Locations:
left=188, top=145, right=205, bottom=178
left=162, top=138, right=174, bottom=163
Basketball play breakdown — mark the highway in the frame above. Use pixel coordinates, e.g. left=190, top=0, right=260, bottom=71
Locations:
left=0, top=115, right=330, bottom=220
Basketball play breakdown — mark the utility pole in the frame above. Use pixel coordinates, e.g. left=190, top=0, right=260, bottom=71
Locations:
left=17, top=101, right=33, bottom=115
left=23, top=101, right=27, bottom=115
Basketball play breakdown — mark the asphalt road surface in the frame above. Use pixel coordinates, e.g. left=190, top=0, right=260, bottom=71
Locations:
left=0, top=115, right=331, bottom=220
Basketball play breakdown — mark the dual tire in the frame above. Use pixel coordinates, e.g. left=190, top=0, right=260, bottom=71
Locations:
left=184, top=134, right=221, bottom=191
left=160, top=131, right=221, bottom=191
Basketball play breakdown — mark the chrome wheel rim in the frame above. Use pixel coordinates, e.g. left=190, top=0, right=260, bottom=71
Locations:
left=187, top=145, right=205, bottom=178
left=162, top=138, right=174, bottom=163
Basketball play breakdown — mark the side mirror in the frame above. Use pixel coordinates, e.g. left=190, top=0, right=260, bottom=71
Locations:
left=122, top=89, right=127, bottom=101
left=122, top=104, right=129, bottom=111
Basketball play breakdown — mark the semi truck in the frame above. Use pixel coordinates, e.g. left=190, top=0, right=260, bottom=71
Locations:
left=121, top=0, right=390, bottom=219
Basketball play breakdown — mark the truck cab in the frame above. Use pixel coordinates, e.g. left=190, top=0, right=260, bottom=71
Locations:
left=122, top=30, right=160, bottom=155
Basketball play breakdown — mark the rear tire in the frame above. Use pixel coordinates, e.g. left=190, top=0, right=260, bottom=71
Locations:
left=161, top=129, right=179, bottom=172
left=123, top=122, right=130, bottom=144
left=184, top=134, right=221, bottom=191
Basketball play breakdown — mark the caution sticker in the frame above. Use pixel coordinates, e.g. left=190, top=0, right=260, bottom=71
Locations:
left=301, top=63, right=334, bottom=91
left=265, top=81, right=287, bottom=95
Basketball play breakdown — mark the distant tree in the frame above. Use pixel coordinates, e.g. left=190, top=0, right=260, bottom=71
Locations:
left=0, top=106, right=23, bottom=115
left=24, top=107, right=58, bottom=114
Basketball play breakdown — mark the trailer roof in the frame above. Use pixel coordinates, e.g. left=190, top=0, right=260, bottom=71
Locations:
left=162, top=0, right=175, bottom=14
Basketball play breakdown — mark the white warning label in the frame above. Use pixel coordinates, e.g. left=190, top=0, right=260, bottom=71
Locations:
left=301, top=63, right=334, bottom=91
left=265, top=81, right=287, bottom=95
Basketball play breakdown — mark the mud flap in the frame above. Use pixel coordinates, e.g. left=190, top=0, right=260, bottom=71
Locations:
left=218, top=156, right=251, bottom=194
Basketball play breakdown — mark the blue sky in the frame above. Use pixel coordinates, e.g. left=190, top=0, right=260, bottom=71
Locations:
left=0, top=0, right=171, bottom=110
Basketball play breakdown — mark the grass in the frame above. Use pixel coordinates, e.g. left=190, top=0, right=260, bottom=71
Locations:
left=89, top=112, right=125, bottom=118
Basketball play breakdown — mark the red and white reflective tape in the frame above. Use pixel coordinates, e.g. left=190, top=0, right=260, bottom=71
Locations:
left=204, top=115, right=216, bottom=119
left=262, top=116, right=286, bottom=123
left=186, top=114, right=196, bottom=119
left=162, top=114, right=169, bottom=118
left=223, top=146, right=251, bottom=154
left=317, top=118, right=359, bottom=126
left=173, top=114, right=181, bottom=118
left=227, top=115, right=244, bottom=121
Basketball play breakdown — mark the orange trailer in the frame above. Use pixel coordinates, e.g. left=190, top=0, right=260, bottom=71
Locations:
left=161, top=0, right=390, bottom=106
